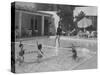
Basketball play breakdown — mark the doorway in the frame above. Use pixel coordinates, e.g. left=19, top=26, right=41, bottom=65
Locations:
left=31, top=15, right=42, bottom=36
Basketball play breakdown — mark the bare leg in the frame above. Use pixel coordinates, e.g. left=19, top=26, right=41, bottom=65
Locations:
left=58, top=35, right=60, bottom=47
left=55, top=35, right=58, bottom=46
left=22, top=56, right=24, bottom=63
left=55, top=35, right=60, bottom=47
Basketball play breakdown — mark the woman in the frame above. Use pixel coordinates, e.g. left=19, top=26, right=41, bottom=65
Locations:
left=55, top=22, right=62, bottom=47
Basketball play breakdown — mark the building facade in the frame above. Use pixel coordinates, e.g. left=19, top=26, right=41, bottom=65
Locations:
left=15, top=9, right=56, bottom=38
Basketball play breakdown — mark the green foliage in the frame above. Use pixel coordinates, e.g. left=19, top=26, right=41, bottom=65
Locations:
left=57, top=5, right=75, bottom=31
left=75, top=11, right=86, bottom=22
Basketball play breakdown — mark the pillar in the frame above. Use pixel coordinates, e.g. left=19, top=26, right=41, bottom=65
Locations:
left=19, top=11, right=22, bottom=37
left=41, top=16, right=44, bottom=35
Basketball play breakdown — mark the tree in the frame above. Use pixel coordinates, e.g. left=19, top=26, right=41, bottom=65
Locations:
left=36, top=4, right=75, bottom=32
left=57, top=5, right=75, bottom=32
left=75, top=11, right=86, bottom=22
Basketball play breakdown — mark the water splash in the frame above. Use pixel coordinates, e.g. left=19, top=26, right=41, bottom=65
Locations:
left=55, top=38, right=59, bottom=56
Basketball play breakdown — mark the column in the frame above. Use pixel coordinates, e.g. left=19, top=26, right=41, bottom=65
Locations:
left=41, top=16, right=44, bottom=35
left=19, top=11, right=22, bottom=37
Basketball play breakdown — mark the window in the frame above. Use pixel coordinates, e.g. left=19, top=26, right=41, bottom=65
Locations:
left=31, top=18, right=34, bottom=29
left=34, top=17, right=38, bottom=30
